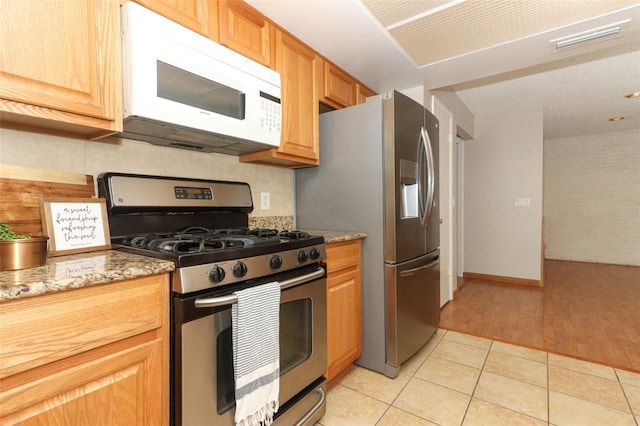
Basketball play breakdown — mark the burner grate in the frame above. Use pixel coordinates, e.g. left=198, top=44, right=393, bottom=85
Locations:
left=280, top=230, right=310, bottom=240
left=248, top=228, right=279, bottom=238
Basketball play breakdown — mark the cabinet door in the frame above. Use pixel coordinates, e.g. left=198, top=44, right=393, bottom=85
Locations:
left=219, top=0, right=270, bottom=67
left=327, top=268, right=362, bottom=382
left=241, top=28, right=320, bottom=167
left=325, top=240, right=362, bottom=383
left=0, top=338, right=165, bottom=425
left=133, top=0, right=217, bottom=40
left=322, top=61, right=357, bottom=109
left=0, top=0, right=121, bottom=137
left=273, top=29, right=320, bottom=161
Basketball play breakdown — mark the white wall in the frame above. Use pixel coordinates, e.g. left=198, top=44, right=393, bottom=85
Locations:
left=400, top=86, right=424, bottom=106
left=544, top=129, right=640, bottom=266
left=463, top=105, right=543, bottom=281
left=0, top=128, right=294, bottom=217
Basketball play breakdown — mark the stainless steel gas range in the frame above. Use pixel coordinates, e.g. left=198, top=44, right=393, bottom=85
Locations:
left=98, top=172, right=327, bottom=426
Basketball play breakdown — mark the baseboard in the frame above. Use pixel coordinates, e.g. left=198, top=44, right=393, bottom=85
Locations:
left=463, top=272, right=541, bottom=287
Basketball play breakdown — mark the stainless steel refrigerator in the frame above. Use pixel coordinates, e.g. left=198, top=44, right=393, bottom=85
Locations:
left=296, top=90, right=439, bottom=378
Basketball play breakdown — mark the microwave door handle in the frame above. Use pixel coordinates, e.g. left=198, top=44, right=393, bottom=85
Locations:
left=194, top=267, right=325, bottom=308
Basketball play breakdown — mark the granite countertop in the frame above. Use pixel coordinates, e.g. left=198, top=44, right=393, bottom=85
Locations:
left=0, top=250, right=175, bottom=302
left=303, top=230, right=368, bottom=244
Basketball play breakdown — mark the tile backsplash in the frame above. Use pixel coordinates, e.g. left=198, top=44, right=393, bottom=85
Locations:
left=0, top=127, right=294, bottom=217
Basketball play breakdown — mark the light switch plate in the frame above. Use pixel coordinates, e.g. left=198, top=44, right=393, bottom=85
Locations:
left=514, top=197, right=530, bottom=207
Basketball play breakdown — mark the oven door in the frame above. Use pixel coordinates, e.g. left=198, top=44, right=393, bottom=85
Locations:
left=172, top=265, right=327, bottom=426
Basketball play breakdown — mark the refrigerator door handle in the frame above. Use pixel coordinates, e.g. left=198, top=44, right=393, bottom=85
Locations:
left=420, top=126, right=435, bottom=228
left=399, top=257, right=440, bottom=277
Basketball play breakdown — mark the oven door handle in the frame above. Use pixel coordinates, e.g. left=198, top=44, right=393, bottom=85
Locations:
left=194, top=267, right=325, bottom=308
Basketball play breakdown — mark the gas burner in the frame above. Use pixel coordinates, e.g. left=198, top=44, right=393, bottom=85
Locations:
left=280, top=230, right=310, bottom=240
left=248, top=228, right=279, bottom=238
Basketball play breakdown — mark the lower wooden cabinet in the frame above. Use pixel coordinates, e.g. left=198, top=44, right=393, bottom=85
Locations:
left=325, top=239, right=362, bottom=385
left=0, top=274, right=169, bottom=425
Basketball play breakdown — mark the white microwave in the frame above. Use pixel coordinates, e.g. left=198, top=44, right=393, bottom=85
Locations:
left=119, top=2, right=282, bottom=154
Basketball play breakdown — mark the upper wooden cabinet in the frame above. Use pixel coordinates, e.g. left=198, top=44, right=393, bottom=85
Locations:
left=240, top=28, right=320, bottom=167
left=0, top=0, right=122, bottom=138
left=321, top=60, right=376, bottom=109
left=322, top=61, right=357, bottom=109
left=132, top=0, right=218, bottom=40
left=356, top=83, right=377, bottom=105
left=218, top=0, right=271, bottom=67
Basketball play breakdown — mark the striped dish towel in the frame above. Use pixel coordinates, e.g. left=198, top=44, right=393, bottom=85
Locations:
left=232, top=281, right=281, bottom=426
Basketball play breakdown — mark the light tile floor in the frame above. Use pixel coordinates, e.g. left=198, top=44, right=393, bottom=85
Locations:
left=316, top=329, right=640, bottom=426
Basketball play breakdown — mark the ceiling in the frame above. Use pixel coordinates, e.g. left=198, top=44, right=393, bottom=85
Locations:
left=246, top=0, right=640, bottom=139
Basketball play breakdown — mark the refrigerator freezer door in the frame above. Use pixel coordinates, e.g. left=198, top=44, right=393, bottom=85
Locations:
left=385, top=250, right=440, bottom=377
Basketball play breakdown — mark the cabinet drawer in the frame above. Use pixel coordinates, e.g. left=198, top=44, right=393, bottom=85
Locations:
left=325, top=240, right=362, bottom=276
left=0, top=274, right=168, bottom=379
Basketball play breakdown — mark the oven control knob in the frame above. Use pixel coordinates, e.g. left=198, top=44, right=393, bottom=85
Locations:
left=209, top=265, right=226, bottom=283
left=269, top=255, right=283, bottom=269
left=309, top=247, right=321, bottom=260
left=233, top=261, right=248, bottom=278
left=297, top=250, right=309, bottom=263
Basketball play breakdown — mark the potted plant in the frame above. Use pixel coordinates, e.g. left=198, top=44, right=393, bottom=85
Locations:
left=0, top=221, right=49, bottom=271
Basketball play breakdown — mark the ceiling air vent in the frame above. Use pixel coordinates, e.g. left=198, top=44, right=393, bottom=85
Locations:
left=551, top=20, right=629, bottom=52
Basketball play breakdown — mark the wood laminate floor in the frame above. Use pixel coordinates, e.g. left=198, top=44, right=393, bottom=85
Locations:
left=440, top=260, right=640, bottom=373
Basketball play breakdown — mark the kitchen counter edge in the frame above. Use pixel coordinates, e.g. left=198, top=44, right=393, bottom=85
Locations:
left=303, top=230, right=368, bottom=244
left=0, top=250, right=175, bottom=302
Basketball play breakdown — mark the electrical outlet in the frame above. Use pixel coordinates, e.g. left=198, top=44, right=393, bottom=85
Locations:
left=514, top=197, right=530, bottom=207
left=260, top=192, right=270, bottom=210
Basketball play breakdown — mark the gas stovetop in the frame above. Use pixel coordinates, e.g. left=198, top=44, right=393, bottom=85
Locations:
left=114, top=227, right=326, bottom=293
left=115, top=227, right=323, bottom=267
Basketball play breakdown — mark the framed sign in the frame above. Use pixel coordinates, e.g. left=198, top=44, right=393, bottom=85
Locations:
left=40, top=197, right=111, bottom=256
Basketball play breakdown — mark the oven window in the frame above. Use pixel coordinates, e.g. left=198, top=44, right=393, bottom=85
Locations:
left=216, top=298, right=313, bottom=415
left=280, top=298, right=313, bottom=375
left=156, top=61, right=245, bottom=120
